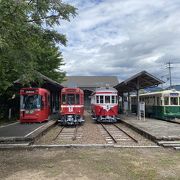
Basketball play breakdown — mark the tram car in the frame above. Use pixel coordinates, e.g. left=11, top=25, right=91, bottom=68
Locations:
left=131, top=90, right=180, bottom=120
left=91, top=87, right=119, bottom=122
left=59, top=87, right=85, bottom=125
left=20, top=88, right=51, bottom=123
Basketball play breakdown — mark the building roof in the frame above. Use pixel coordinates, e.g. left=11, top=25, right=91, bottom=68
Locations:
left=62, top=76, right=119, bottom=90
left=114, top=71, right=164, bottom=94
left=14, top=72, right=63, bottom=91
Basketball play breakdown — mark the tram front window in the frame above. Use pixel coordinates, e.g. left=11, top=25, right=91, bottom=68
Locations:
left=105, top=96, right=110, bottom=103
left=62, top=94, right=80, bottom=105
left=21, top=95, right=41, bottom=110
left=67, top=94, right=75, bottom=105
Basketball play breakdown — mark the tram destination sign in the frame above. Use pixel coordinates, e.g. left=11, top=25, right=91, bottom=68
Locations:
left=170, top=93, right=179, bottom=96
left=24, top=90, right=36, bottom=94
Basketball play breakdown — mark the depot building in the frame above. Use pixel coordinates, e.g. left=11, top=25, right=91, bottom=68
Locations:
left=62, top=76, right=119, bottom=110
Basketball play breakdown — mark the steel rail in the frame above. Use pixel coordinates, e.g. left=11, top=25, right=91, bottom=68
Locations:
left=113, top=124, right=138, bottom=143
left=100, top=123, right=117, bottom=144
left=53, top=126, right=65, bottom=141
left=72, top=125, right=78, bottom=141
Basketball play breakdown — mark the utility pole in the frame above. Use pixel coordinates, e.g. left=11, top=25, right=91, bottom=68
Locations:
left=160, top=76, right=164, bottom=89
left=166, top=61, right=173, bottom=88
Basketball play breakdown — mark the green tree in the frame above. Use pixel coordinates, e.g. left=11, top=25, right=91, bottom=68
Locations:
left=0, top=0, right=76, bottom=93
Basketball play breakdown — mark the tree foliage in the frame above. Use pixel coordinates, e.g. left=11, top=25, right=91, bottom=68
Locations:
left=0, top=0, right=76, bottom=93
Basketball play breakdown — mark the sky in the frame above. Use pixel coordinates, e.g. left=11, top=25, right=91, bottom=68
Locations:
left=56, top=0, right=180, bottom=86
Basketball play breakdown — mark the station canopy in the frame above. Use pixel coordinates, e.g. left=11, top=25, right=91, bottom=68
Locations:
left=114, top=71, right=164, bottom=94
left=14, top=72, right=63, bottom=91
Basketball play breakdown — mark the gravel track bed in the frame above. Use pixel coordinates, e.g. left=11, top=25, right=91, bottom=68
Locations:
left=112, top=123, right=156, bottom=146
left=35, top=111, right=106, bottom=144
left=35, top=111, right=156, bottom=146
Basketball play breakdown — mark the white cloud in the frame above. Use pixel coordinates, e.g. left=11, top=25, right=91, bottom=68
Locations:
left=58, top=0, right=180, bottom=85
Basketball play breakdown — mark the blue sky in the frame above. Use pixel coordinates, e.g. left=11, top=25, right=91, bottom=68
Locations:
left=56, top=0, right=180, bottom=86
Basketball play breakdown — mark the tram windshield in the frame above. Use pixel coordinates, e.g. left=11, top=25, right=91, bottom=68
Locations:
left=20, top=94, right=41, bottom=110
left=62, top=94, right=80, bottom=105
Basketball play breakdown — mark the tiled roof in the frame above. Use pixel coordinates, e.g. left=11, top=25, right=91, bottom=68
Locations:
left=62, top=76, right=119, bottom=88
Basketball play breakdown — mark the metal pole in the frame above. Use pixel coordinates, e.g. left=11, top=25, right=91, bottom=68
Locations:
left=122, top=93, right=124, bottom=114
left=128, top=92, right=130, bottom=115
left=167, top=61, right=172, bottom=88
left=137, top=78, right=140, bottom=120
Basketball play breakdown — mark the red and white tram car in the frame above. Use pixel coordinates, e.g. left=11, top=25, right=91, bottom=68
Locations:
left=20, top=88, right=50, bottom=123
left=59, top=87, right=84, bottom=125
left=91, top=87, right=119, bottom=122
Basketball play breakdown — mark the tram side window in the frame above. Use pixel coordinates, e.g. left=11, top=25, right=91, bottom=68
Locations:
left=157, top=97, right=160, bottom=106
left=62, top=94, right=66, bottom=104
left=48, top=95, right=50, bottom=106
left=170, top=97, right=178, bottom=105
left=45, top=93, right=48, bottom=107
left=164, top=97, right=169, bottom=105
left=96, top=96, right=99, bottom=103
left=115, top=96, right=117, bottom=103
left=100, top=96, right=103, bottom=103
left=76, top=94, right=80, bottom=104
left=153, top=96, right=156, bottom=105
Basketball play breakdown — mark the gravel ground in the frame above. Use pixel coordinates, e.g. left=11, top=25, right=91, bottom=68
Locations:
left=36, top=111, right=156, bottom=146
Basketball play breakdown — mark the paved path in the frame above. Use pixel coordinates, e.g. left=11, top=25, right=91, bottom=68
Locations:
left=120, top=115, right=180, bottom=140
left=0, top=122, right=48, bottom=137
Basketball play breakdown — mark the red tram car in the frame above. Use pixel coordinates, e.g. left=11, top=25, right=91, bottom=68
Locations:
left=59, top=87, right=84, bottom=125
left=20, top=88, right=50, bottom=123
left=91, top=87, right=119, bottom=122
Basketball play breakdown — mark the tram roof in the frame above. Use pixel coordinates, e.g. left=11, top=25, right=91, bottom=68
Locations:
left=95, top=87, right=117, bottom=93
left=131, top=89, right=180, bottom=97
left=114, top=71, right=164, bottom=94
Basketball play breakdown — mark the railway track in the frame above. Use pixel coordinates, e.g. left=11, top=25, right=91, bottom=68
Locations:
left=98, top=123, right=138, bottom=144
left=52, top=125, right=82, bottom=142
